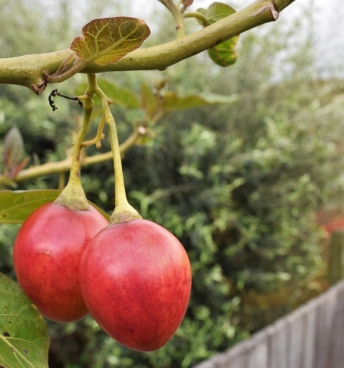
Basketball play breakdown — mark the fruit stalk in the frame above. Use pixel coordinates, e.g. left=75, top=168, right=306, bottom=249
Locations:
left=55, top=75, right=95, bottom=210
left=90, top=74, right=141, bottom=223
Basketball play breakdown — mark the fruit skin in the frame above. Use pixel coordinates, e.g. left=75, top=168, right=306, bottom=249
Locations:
left=79, top=219, right=192, bottom=352
left=13, top=202, right=108, bottom=323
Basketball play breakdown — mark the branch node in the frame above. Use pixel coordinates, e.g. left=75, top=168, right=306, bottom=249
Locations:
left=252, top=3, right=279, bottom=20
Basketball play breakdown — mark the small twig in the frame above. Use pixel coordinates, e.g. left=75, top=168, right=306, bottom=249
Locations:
left=82, top=114, right=106, bottom=148
left=48, top=89, right=83, bottom=111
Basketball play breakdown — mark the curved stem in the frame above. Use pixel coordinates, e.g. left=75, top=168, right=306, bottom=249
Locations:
left=184, top=11, right=210, bottom=26
left=82, top=114, right=106, bottom=148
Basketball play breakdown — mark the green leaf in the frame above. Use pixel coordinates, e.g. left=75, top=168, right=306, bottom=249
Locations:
left=71, top=17, right=151, bottom=67
left=208, top=38, right=239, bottom=67
left=200, top=2, right=236, bottom=23
left=47, top=17, right=150, bottom=84
left=198, top=3, right=239, bottom=67
left=0, top=273, right=49, bottom=368
left=96, top=80, right=141, bottom=109
left=162, top=91, right=238, bottom=112
left=0, top=190, right=110, bottom=224
left=0, top=190, right=61, bottom=224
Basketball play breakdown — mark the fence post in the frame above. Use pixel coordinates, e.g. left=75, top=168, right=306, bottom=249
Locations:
left=328, top=230, right=344, bottom=285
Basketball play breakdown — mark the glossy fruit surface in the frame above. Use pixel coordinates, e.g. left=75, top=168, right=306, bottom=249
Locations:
left=13, top=202, right=108, bottom=322
left=79, top=219, right=192, bottom=351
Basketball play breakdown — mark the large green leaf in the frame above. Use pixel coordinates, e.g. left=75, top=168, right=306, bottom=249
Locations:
left=197, top=3, right=239, bottom=67
left=0, top=273, right=49, bottom=368
left=71, top=17, right=151, bottom=67
left=0, top=190, right=110, bottom=224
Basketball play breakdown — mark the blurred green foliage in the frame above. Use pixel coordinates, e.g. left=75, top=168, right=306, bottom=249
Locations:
left=1, top=0, right=344, bottom=367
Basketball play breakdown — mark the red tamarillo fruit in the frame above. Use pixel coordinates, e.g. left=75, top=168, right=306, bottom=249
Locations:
left=79, top=219, right=192, bottom=351
left=13, top=202, right=108, bottom=322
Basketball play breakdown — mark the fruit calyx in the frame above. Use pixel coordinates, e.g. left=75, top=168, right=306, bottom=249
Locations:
left=109, top=203, right=142, bottom=224
left=54, top=180, right=90, bottom=211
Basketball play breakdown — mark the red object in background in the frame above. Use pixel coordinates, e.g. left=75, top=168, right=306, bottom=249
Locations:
left=316, top=211, right=344, bottom=234
left=321, top=218, right=344, bottom=234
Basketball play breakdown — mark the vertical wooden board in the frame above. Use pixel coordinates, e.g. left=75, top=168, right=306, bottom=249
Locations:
left=224, top=354, right=246, bottom=368
left=287, top=309, right=306, bottom=368
left=219, top=347, right=247, bottom=368
left=302, top=300, right=318, bottom=368
left=314, top=291, right=338, bottom=368
left=330, top=285, right=344, bottom=368
left=246, top=331, right=269, bottom=368
left=268, top=319, right=289, bottom=368
left=213, top=346, right=249, bottom=368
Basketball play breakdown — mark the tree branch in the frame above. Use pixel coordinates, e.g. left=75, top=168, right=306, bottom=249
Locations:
left=0, top=128, right=140, bottom=186
left=0, top=0, right=294, bottom=94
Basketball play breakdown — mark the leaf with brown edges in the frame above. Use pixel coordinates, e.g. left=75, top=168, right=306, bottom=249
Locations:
left=71, top=17, right=151, bottom=66
left=46, top=17, right=150, bottom=84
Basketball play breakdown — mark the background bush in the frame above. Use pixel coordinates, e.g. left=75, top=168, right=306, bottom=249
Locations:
left=1, top=1, right=344, bottom=367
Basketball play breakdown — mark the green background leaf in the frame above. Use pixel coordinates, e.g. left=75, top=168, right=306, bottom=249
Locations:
left=0, top=273, right=49, bottom=368
left=198, top=2, right=239, bottom=67
left=162, top=91, right=238, bottom=112
left=71, top=17, right=151, bottom=67
left=75, top=79, right=140, bottom=109
left=141, top=82, right=160, bottom=119
left=0, top=190, right=110, bottom=224
left=202, top=2, right=236, bottom=23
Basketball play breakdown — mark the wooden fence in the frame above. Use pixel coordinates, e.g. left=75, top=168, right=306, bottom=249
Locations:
left=194, top=230, right=344, bottom=368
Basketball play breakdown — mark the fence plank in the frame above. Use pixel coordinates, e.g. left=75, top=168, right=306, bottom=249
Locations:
left=246, top=330, right=269, bottom=368
left=330, top=284, right=344, bottom=368
left=314, top=290, right=338, bottom=368
left=302, top=299, right=318, bottom=368
left=268, top=319, right=289, bottom=368
left=287, top=310, right=305, bottom=368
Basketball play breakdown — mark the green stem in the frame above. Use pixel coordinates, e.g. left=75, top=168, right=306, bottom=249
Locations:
left=106, top=118, right=142, bottom=224
left=184, top=12, right=210, bottom=26
left=85, top=74, right=141, bottom=224
left=82, top=114, right=106, bottom=148
left=158, top=0, right=186, bottom=38
left=0, top=127, right=141, bottom=186
left=54, top=75, right=95, bottom=210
